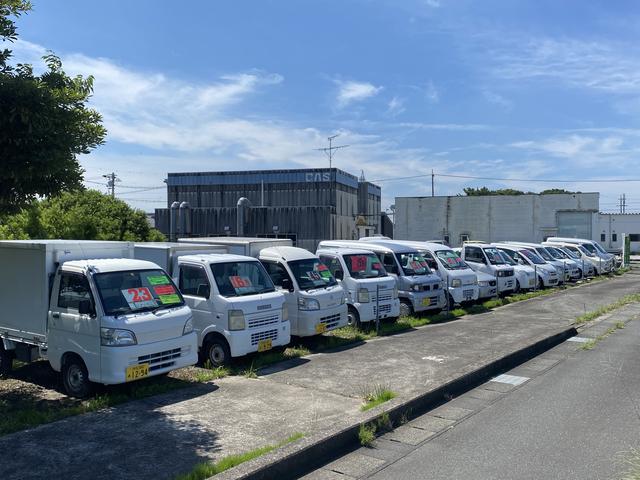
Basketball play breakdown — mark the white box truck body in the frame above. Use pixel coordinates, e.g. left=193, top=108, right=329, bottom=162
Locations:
left=179, top=237, right=292, bottom=257
left=135, top=243, right=289, bottom=365
left=0, top=240, right=197, bottom=397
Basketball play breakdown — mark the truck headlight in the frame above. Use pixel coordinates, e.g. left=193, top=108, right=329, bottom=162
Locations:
left=393, top=286, right=399, bottom=299
left=298, top=297, right=320, bottom=311
left=478, top=280, right=489, bottom=287
left=411, top=284, right=421, bottom=292
left=100, top=328, right=137, bottom=346
left=282, top=304, right=288, bottom=321
left=358, top=288, right=370, bottom=303
left=229, top=310, right=245, bottom=330
left=497, top=271, right=505, bottom=277
left=451, top=279, right=462, bottom=288
left=182, top=317, right=194, bottom=335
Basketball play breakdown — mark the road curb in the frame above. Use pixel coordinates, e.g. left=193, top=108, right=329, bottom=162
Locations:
left=213, top=325, right=577, bottom=480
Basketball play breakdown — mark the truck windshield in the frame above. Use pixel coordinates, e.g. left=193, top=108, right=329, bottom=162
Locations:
left=519, top=249, right=546, bottom=265
left=535, top=248, right=554, bottom=261
left=94, top=269, right=185, bottom=316
left=581, top=243, right=598, bottom=256
left=561, top=248, right=579, bottom=259
left=396, top=253, right=431, bottom=276
left=546, top=247, right=565, bottom=260
left=344, top=253, right=387, bottom=279
left=210, top=261, right=275, bottom=297
left=483, top=248, right=507, bottom=265
left=435, top=250, right=467, bottom=270
left=288, top=258, right=338, bottom=290
left=498, top=251, right=517, bottom=266
left=593, top=242, right=608, bottom=255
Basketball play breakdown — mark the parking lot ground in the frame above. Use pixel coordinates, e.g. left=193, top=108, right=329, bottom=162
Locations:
left=1, top=274, right=639, bottom=480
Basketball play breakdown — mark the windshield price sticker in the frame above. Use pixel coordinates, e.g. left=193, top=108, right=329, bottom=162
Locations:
left=372, top=262, right=382, bottom=270
left=154, top=285, right=176, bottom=295
left=410, top=261, right=422, bottom=270
left=446, top=257, right=457, bottom=265
left=319, top=270, right=332, bottom=279
left=317, top=263, right=329, bottom=271
left=351, top=256, right=367, bottom=272
left=420, top=261, right=429, bottom=267
left=121, top=287, right=157, bottom=309
left=158, top=294, right=181, bottom=305
left=307, top=271, right=322, bottom=281
left=147, top=275, right=170, bottom=285
left=230, top=276, right=252, bottom=289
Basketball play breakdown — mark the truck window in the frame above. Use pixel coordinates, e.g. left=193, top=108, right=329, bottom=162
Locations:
left=483, top=248, right=507, bottom=265
left=288, top=258, right=338, bottom=290
left=179, top=265, right=210, bottom=298
left=210, top=261, right=275, bottom=297
left=396, top=253, right=430, bottom=276
left=464, top=246, right=484, bottom=263
left=380, top=253, right=398, bottom=274
left=435, top=250, right=467, bottom=270
left=343, top=253, right=387, bottom=279
left=58, top=273, right=93, bottom=311
left=318, top=255, right=341, bottom=277
left=262, top=261, right=293, bottom=288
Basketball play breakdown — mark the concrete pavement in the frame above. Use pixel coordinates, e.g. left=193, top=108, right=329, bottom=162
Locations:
left=0, top=274, right=638, bottom=480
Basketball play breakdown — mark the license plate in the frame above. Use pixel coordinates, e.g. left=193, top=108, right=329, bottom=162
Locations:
left=421, top=297, right=431, bottom=306
left=258, top=339, right=272, bottom=352
left=125, top=363, right=149, bottom=382
left=315, top=323, right=327, bottom=334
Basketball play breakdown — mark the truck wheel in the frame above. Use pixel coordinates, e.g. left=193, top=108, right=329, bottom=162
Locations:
left=538, top=277, right=545, bottom=290
left=514, top=280, right=521, bottom=293
left=0, top=343, right=12, bottom=375
left=399, top=300, right=413, bottom=318
left=62, top=356, right=93, bottom=398
left=347, top=307, right=361, bottom=328
left=204, top=336, right=231, bottom=367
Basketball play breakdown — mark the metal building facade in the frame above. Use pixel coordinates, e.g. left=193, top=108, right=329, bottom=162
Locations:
left=156, top=168, right=381, bottom=251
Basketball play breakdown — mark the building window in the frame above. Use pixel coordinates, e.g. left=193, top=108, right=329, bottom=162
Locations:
left=612, top=233, right=618, bottom=242
left=630, top=234, right=640, bottom=242
left=460, top=234, right=470, bottom=244
left=601, top=233, right=606, bottom=242
left=443, top=234, right=450, bottom=245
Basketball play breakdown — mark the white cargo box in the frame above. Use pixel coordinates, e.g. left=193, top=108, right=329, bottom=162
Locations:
left=179, top=237, right=292, bottom=257
left=134, top=242, right=228, bottom=274
left=0, top=240, right=134, bottom=343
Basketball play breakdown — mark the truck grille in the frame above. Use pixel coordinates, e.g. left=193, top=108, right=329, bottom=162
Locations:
left=320, top=313, right=341, bottom=330
left=247, top=313, right=280, bottom=329
left=373, top=303, right=392, bottom=315
left=463, top=289, right=474, bottom=297
left=251, top=329, right=278, bottom=346
left=373, top=291, right=393, bottom=302
left=138, top=348, right=182, bottom=372
left=428, top=296, right=438, bottom=306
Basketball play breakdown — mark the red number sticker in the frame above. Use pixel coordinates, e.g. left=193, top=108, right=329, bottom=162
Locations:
left=128, top=287, right=152, bottom=302
left=154, top=285, right=176, bottom=295
left=317, top=263, right=328, bottom=271
left=230, top=276, right=252, bottom=289
left=372, top=263, right=382, bottom=270
left=351, top=256, right=367, bottom=272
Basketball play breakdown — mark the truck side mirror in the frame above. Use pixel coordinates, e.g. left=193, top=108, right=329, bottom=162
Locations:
left=78, top=299, right=93, bottom=316
left=428, top=260, right=438, bottom=270
left=197, top=284, right=210, bottom=298
left=334, top=269, right=344, bottom=281
left=281, top=278, right=294, bottom=292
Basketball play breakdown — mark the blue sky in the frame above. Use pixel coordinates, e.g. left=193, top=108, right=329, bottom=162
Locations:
left=8, top=0, right=640, bottom=212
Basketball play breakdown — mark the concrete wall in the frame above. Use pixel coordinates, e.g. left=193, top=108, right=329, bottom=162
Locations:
left=596, top=213, right=640, bottom=253
left=395, top=193, right=600, bottom=246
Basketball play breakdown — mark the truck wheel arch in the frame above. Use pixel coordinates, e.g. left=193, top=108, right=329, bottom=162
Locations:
left=201, top=332, right=231, bottom=367
left=60, top=352, right=93, bottom=398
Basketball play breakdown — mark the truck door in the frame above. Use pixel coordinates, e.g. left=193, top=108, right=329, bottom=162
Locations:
left=178, top=264, right=214, bottom=344
left=48, top=272, right=100, bottom=380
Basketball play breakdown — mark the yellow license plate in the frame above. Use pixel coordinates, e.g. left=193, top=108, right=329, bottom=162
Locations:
left=258, top=339, right=272, bottom=352
left=315, top=323, right=327, bottom=334
left=421, top=297, right=432, bottom=306
left=125, top=363, right=149, bottom=382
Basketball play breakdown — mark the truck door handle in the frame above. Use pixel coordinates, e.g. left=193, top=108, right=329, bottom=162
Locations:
left=52, top=312, right=60, bottom=319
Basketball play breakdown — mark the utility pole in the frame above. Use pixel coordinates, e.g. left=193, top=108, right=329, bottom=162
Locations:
left=102, top=172, right=119, bottom=198
left=315, top=134, right=349, bottom=169
left=619, top=193, right=627, bottom=214
left=431, top=169, right=435, bottom=197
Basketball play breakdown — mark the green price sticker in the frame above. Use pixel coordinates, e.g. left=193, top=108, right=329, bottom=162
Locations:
left=158, top=294, right=181, bottom=304
left=148, top=275, right=170, bottom=285
left=320, top=270, right=332, bottom=279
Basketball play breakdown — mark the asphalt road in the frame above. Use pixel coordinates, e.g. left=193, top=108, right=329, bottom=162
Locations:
left=310, top=311, right=640, bottom=480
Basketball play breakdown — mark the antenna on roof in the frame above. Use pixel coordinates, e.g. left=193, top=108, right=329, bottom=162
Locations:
left=315, top=133, right=349, bottom=169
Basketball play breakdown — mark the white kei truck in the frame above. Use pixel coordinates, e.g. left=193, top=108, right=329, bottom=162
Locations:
left=178, top=238, right=348, bottom=337
left=0, top=240, right=198, bottom=398
left=134, top=242, right=289, bottom=367
left=316, top=247, right=400, bottom=327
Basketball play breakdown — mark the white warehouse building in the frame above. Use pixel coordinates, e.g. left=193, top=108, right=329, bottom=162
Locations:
left=394, top=192, right=640, bottom=252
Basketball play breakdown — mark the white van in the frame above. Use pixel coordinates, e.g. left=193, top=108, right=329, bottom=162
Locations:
left=179, top=238, right=347, bottom=337
left=495, top=249, right=537, bottom=292
left=319, top=240, right=445, bottom=317
left=493, top=243, right=560, bottom=288
left=504, top=242, right=580, bottom=282
left=0, top=240, right=198, bottom=398
left=459, top=243, right=516, bottom=294
left=543, top=245, right=587, bottom=279
left=316, top=247, right=400, bottom=326
left=135, top=243, right=289, bottom=366
left=542, top=241, right=596, bottom=276
left=374, top=240, right=479, bottom=306
left=545, top=237, right=614, bottom=274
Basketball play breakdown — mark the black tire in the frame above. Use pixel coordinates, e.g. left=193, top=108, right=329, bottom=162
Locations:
left=399, top=300, right=413, bottom=318
left=538, top=277, right=545, bottom=290
left=347, top=307, right=361, bottom=328
left=447, top=293, right=456, bottom=310
left=203, top=335, right=231, bottom=367
left=0, top=343, right=13, bottom=376
left=62, top=356, right=93, bottom=398
left=514, top=280, right=521, bottom=294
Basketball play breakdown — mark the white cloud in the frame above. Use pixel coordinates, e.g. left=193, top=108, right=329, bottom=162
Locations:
left=482, top=90, right=512, bottom=110
left=387, top=96, right=406, bottom=116
left=425, top=81, right=439, bottom=103
left=335, top=80, right=383, bottom=107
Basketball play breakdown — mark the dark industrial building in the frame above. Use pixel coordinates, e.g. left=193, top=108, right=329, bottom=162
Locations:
left=155, top=168, right=384, bottom=251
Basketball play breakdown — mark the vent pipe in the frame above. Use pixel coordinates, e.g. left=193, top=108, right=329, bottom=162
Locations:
left=179, top=201, right=191, bottom=237
left=237, top=197, right=252, bottom=236
left=169, top=201, right=180, bottom=242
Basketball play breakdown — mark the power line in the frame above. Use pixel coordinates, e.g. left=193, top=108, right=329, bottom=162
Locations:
left=369, top=172, right=640, bottom=184
left=315, top=134, right=349, bottom=169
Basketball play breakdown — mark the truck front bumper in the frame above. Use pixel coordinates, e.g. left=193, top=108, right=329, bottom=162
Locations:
left=353, top=299, right=401, bottom=323
left=295, top=304, right=348, bottom=337
left=228, top=321, right=291, bottom=358
left=407, top=290, right=446, bottom=313
left=449, top=285, right=479, bottom=304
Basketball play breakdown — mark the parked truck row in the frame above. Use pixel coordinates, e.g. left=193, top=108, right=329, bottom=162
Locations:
left=0, top=235, right=617, bottom=398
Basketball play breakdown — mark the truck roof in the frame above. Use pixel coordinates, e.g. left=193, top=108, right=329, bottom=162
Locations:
left=382, top=239, right=454, bottom=253
left=177, top=253, right=259, bottom=264
left=317, top=247, right=381, bottom=256
left=258, top=246, right=316, bottom=262
left=356, top=240, right=420, bottom=254
left=179, top=236, right=292, bottom=246
left=64, top=258, right=159, bottom=273
left=321, top=239, right=418, bottom=254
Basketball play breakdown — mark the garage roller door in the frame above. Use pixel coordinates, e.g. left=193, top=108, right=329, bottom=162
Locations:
left=557, top=211, right=592, bottom=238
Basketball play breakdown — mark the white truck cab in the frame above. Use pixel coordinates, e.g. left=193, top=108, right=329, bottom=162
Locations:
left=135, top=243, right=289, bottom=366
left=545, top=237, right=613, bottom=274
left=316, top=247, right=400, bottom=326
left=460, top=243, right=516, bottom=294
left=495, top=249, right=537, bottom=291
left=493, top=243, right=560, bottom=288
left=0, top=240, right=197, bottom=398
left=320, top=240, right=446, bottom=317
left=258, top=246, right=348, bottom=336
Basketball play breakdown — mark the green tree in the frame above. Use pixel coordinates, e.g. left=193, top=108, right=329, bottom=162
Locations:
left=539, top=188, right=579, bottom=194
left=0, top=0, right=106, bottom=213
left=463, top=187, right=528, bottom=196
left=0, top=190, right=165, bottom=241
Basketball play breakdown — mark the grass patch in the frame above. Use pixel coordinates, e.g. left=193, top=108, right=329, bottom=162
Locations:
left=360, top=384, right=397, bottom=411
left=621, top=448, right=640, bottom=480
left=358, top=422, right=376, bottom=447
left=575, top=294, right=640, bottom=325
left=175, top=432, right=305, bottom=480
left=580, top=322, right=626, bottom=350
